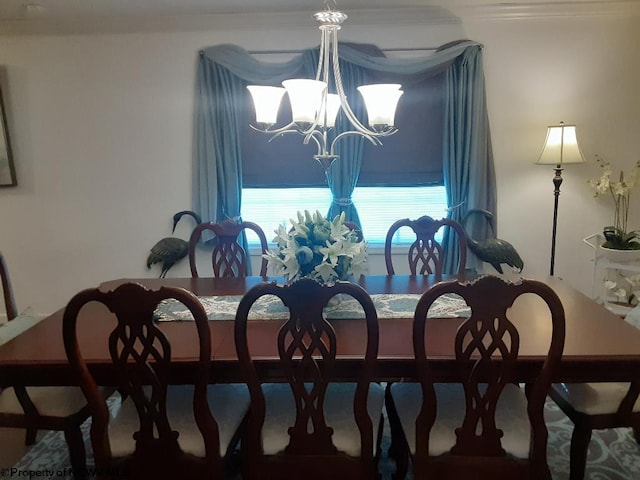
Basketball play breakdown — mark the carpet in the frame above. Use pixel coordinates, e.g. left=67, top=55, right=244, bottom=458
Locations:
left=5, top=398, right=640, bottom=480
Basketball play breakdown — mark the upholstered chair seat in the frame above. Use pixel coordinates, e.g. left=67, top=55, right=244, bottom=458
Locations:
left=0, top=314, right=98, bottom=419
left=553, top=382, right=640, bottom=416
left=0, top=385, right=89, bottom=417
left=109, top=384, right=250, bottom=458
left=0, top=250, right=99, bottom=479
left=390, top=382, right=530, bottom=458
left=550, top=380, right=640, bottom=479
left=260, top=382, right=384, bottom=457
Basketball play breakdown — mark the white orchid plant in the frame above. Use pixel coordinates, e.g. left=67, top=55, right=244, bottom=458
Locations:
left=263, top=210, right=368, bottom=284
left=588, top=155, right=640, bottom=250
left=605, top=272, right=640, bottom=307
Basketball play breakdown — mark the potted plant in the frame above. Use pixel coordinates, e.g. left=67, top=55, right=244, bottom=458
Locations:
left=589, top=155, right=640, bottom=258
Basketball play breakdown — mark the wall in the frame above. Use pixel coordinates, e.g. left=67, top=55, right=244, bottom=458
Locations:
left=464, top=11, right=640, bottom=294
left=0, top=6, right=638, bottom=316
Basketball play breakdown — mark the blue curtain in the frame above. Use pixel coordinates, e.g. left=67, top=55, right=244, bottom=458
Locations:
left=441, top=46, right=496, bottom=272
left=193, top=41, right=496, bottom=273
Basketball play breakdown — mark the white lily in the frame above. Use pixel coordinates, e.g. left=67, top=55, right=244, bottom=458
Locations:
left=263, top=209, right=368, bottom=285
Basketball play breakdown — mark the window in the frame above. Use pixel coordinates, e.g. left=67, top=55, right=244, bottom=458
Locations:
left=242, top=185, right=448, bottom=247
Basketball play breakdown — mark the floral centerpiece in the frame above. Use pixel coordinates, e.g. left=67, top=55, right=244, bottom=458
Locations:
left=263, top=210, right=367, bottom=284
left=588, top=155, right=640, bottom=250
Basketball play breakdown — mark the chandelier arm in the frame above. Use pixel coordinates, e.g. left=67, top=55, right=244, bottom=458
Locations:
left=304, top=130, right=325, bottom=156
left=250, top=121, right=299, bottom=135
left=330, top=131, right=380, bottom=154
left=330, top=29, right=387, bottom=138
left=299, top=120, right=321, bottom=137
left=265, top=129, right=324, bottom=157
left=266, top=129, right=302, bottom=143
left=316, top=27, right=327, bottom=82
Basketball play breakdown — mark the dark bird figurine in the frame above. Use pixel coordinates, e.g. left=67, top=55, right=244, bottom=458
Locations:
left=463, top=209, right=524, bottom=274
left=147, top=210, right=201, bottom=278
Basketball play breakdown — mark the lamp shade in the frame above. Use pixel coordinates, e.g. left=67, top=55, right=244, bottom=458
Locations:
left=318, top=93, right=341, bottom=128
left=536, top=122, right=585, bottom=166
left=282, top=79, right=327, bottom=124
left=357, top=84, right=403, bottom=128
left=247, top=86, right=286, bottom=125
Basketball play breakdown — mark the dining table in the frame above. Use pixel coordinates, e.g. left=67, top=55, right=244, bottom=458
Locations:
left=1, top=274, right=640, bottom=387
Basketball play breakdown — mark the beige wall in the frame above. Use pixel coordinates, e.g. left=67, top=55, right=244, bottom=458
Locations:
left=0, top=6, right=638, bottom=316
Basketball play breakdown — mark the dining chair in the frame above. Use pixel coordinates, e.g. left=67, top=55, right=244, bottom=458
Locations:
left=234, top=278, right=384, bottom=480
left=386, top=275, right=566, bottom=480
left=549, top=378, right=640, bottom=479
left=384, top=216, right=467, bottom=276
left=0, top=251, right=94, bottom=478
left=188, top=219, right=269, bottom=278
left=62, top=282, right=250, bottom=479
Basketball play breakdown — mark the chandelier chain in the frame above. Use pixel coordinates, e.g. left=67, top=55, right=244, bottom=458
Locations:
left=324, top=0, right=338, bottom=11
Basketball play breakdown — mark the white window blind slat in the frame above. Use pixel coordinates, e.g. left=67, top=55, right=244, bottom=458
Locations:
left=242, top=186, right=448, bottom=246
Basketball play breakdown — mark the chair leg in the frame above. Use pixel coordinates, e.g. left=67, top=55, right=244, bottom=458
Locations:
left=384, top=384, right=409, bottom=480
left=64, top=424, right=88, bottom=480
left=384, top=384, right=401, bottom=460
left=569, top=423, right=592, bottom=480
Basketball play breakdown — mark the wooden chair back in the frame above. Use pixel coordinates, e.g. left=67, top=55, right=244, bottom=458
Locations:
left=412, top=275, right=565, bottom=479
left=62, top=283, right=220, bottom=479
left=188, top=219, right=268, bottom=278
left=234, top=278, right=380, bottom=479
left=384, top=216, right=467, bottom=276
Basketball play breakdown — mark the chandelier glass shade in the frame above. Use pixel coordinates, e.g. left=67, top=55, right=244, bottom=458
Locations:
left=246, top=2, right=403, bottom=172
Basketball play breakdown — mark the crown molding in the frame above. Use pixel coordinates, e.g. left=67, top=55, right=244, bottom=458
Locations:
left=452, top=1, right=640, bottom=21
left=0, top=7, right=459, bottom=36
left=1, top=2, right=639, bottom=36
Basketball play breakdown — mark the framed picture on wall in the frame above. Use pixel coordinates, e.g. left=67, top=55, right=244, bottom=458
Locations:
left=0, top=84, right=16, bottom=187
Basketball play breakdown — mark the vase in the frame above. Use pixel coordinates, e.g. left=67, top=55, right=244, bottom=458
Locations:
left=599, top=246, right=640, bottom=263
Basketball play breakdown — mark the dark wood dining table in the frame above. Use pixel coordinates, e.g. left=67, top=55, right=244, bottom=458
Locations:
left=1, top=274, right=640, bottom=387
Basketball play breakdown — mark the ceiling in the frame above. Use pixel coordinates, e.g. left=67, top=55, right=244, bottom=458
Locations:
left=0, top=0, right=635, bottom=19
left=0, top=0, right=637, bottom=34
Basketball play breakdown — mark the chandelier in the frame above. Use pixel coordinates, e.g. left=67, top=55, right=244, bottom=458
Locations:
left=246, top=0, right=403, bottom=173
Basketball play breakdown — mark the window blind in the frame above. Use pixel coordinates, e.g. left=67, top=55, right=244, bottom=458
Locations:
left=241, top=65, right=445, bottom=188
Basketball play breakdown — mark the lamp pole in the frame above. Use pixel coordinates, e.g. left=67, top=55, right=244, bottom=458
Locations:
left=549, top=166, right=563, bottom=276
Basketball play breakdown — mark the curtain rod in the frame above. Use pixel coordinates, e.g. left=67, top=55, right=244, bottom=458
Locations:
left=248, top=47, right=438, bottom=54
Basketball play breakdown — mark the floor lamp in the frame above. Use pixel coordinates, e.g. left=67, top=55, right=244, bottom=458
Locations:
left=536, top=122, right=585, bottom=276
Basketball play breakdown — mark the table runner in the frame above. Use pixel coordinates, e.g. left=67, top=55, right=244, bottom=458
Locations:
left=154, top=293, right=469, bottom=321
